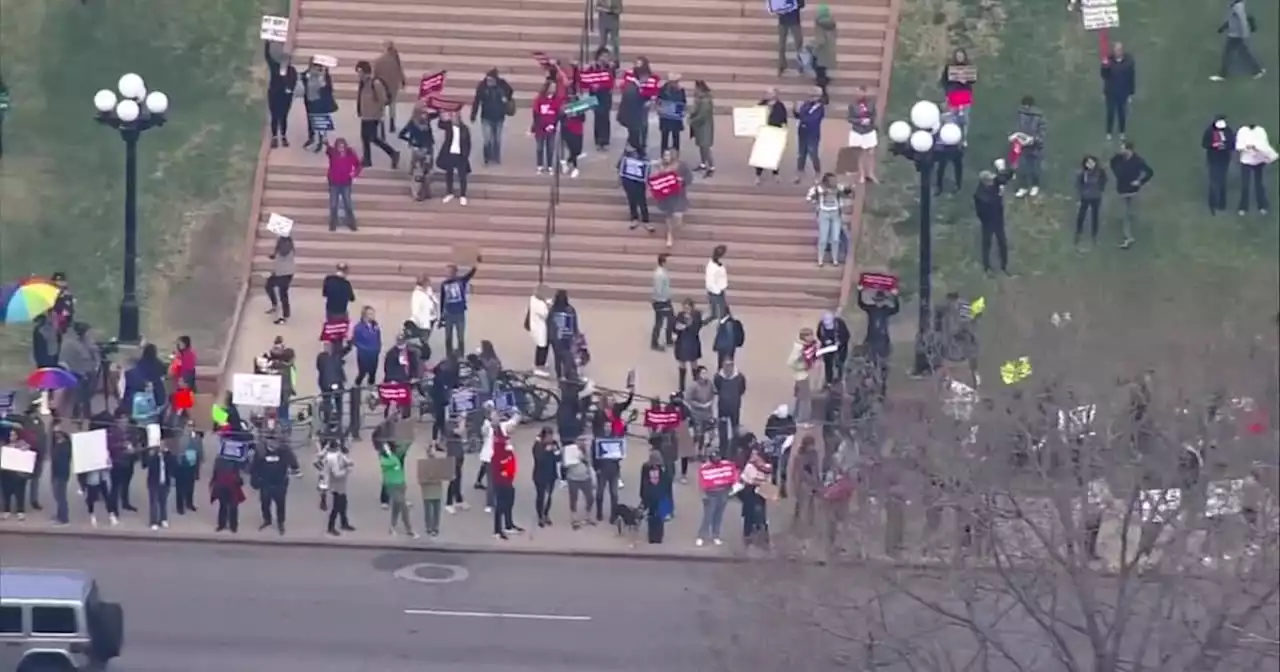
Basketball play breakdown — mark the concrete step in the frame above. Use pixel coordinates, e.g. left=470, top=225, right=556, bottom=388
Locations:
left=269, top=271, right=838, bottom=309
left=297, top=16, right=888, bottom=50
left=264, top=172, right=812, bottom=214
left=260, top=192, right=815, bottom=230
left=302, top=0, right=891, bottom=23
left=253, top=237, right=832, bottom=278
left=295, top=36, right=885, bottom=70
left=255, top=206, right=821, bottom=244
left=257, top=223, right=823, bottom=261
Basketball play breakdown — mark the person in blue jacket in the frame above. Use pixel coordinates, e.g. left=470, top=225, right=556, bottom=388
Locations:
left=350, top=306, right=382, bottom=388
left=793, top=86, right=825, bottom=183
left=438, top=258, right=482, bottom=358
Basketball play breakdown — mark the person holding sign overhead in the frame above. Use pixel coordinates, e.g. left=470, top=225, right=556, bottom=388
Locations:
left=940, top=49, right=976, bottom=134
left=657, top=74, right=687, bottom=154
left=753, top=89, right=788, bottom=185
left=617, top=144, right=652, bottom=231
left=263, top=42, right=297, bottom=149
left=438, top=258, right=480, bottom=358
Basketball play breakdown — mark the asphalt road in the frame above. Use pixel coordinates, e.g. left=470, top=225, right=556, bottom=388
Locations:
left=1, top=538, right=731, bottom=672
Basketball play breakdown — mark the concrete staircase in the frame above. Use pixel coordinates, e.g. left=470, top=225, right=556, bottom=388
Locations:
left=297, top=0, right=892, bottom=112
left=254, top=0, right=897, bottom=310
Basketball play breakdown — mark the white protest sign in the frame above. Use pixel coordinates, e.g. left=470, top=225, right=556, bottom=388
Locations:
left=232, top=373, right=282, bottom=407
left=1206, top=479, right=1245, bottom=518
left=312, top=54, right=338, bottom=69
left=732, top=106, right=768, bottom=138
left=0, top=445, right=36, bottom=474
left=146, top=423, right=162, bottom=448
left=1080, top=0, right=1119, bottom=30
left=260, top=15, right=290, bottom=43
left=266, top=212, right=294, bottom=237
left=1138, top=488, right=1181, bottom=524
left=71, top=430, right=111, bottom=474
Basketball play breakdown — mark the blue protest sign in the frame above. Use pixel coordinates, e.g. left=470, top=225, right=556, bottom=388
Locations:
left=309, top=114, right=334, bottom=131
left=618, top=156, right=648, bottom=183
left=450, top=388, right=477, bottom=415
left=0, top=390, right=15, bottom=415
left=563, top=94, right=597, bottom=116
left=493, top=390, right=517, bottom=412
left=657, top=100, right=685, bottom=121
left=766, top=0, right=799, bottom=14
left=219, top=439, right=249, bottom=463
left=593, top=437, right=626, bottom=461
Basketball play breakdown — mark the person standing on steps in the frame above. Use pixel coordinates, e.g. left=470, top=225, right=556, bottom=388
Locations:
left=354, top=61, right=400, bottom=169
left=704, top=244, right=730, bottom=320
left=810, top=4, right=837, bottom=100
left=655, top=149, right=694, bottom=248
left=437, top=111, right=473, bottom=205
left=1202, top=115, right=1235, bottom=215
left=596, top=0, right=623, bottom=60
left=754, top=89, right=788, bottom=185
left=561, top=95, right=587, bottom=179
left=324, top=138, right=361, bottom=231
left=688, top=80, right=716, bottom=176
left=399, top=104, right=437, bottom=202
left=1212, top=0, right=1265, bottom=82
left=847, top=87, right=879, bottom=184
left=322, top=263, right=356, bottom=322
left=585, top=48, right=618, bottom=152
left=657, top=74, right=687, bottom=154
left=807, top=172, right=853, bottom=267
left=1073, top=155, right=1108, bottom=251
left=1108, top=140, right=1156, bottom=249
left=263, top=42, right=297, bottom=149
left=265, top=235, right=295, bottom=325
left=532, top=79, right=565, bottom=175
left=618, top=143, right=652, bottom=231
left=471, top=69, right=515, bottom=166
left=1012, top=95, right=1047, bottom=198
left=1236, top=123, right=1277, bottom=216
left=775, top=0, right=806, bottom=75
left=650, top=254, right=675, bottom=352
left=794, top=86, right=825, bottom=183
left=438, top=258, right=480, bottom=359
left=301, top=58, right=337, bottom=151
left=1099, top=42, right=1136, bottom=141
left=974, top=162, right=1016, bottom=275
left=373, top=40, right=406, bottom=134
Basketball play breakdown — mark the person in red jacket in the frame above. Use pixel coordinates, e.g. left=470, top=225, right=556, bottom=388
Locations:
left=532, top=80, right=565, bottom=175
left=582, top=47, right=618, bottom=151
left=489, top=414, right=524, bottom=539
left=324, top=137, right=361, bottom=231
left=170, top=335, right=198, bottom=392
left=562, top=106, right=586, bottom=178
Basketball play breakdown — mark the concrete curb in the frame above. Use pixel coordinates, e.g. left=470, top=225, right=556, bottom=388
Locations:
left=0, top=527, right=747, bottom=564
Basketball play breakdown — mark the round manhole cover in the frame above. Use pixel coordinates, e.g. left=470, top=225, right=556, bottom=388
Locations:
left=393, top=562, right=470, bottom=584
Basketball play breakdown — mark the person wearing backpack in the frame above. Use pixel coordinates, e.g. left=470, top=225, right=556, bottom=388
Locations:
left=712, top=310, right=745, bottom=368
left=354, top=60, right=400, bottom=169
left=173, top=419, right=204, bottom=515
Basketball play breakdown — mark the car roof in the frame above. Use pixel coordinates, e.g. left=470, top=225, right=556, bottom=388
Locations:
left=0, top=568, right=92, bottom=602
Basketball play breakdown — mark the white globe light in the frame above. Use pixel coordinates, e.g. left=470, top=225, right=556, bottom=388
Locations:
left=115, top=99, right=140, bottom=123
left=93, top=89, right=118, bottom=113
left=145, top=91, right=169, bottom=115
left=117, top=73, right=146, bottom=100
left=909, top=129, right=934, bottom=153
left=938, top=122, right=963, bottom=146
left=887, top=120, right=912, bottom=144
left=910, top=100, right=941, bottom=131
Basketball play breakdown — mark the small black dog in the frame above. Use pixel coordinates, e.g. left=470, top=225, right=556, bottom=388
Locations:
left=613, top=504, right=645, bottom=545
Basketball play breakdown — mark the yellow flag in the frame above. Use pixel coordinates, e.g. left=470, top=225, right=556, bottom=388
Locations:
left=211, top=404, right=229, bottom=426
left=1000, top=357, right=1032, bottom=385
left=970, top=296, right=986, bottom=317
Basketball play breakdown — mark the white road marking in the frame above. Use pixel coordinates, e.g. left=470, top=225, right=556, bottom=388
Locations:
left=404, top=609, right=592, bottom=622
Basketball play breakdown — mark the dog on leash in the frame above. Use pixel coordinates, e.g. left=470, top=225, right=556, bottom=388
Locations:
left=613, top=504, right=646, bottom=547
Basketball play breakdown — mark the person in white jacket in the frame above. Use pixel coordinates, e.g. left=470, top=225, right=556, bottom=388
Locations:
left=704, top=244, right=729, bottom=320
left=1236, top=124, right=1276, bottom=215
left=527, top=287, right=551, bottom=376
left=475, top=405, right=521, bottom=512
left=410, top=273, right=440, bottom=337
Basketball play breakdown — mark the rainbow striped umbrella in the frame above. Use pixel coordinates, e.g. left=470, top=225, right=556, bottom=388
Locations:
left=0, top=279, right=60, bottom=323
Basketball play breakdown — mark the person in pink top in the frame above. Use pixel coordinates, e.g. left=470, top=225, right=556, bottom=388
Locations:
left=325, top=137, right=361, bottom=231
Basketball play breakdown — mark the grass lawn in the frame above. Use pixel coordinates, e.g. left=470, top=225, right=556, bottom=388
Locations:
left=861, top=0, right=1279, bottom=383
left=0, top=0, right=282, bottom=382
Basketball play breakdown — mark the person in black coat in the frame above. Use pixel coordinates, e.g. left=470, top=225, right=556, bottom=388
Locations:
left=856, top=284, right=899, bottom=389
left=657, top=76, right=688, bottom=153
left=973, top=163, right=1016, bottom=275
left=1201, top=115, right=1236, bottom=215
left=1099, top=42, right=1136, bottom=140
left=816, top=312, right=851, bottom=385
left=531, top=428, right=560, bottom=527
left=141, top=442, right=180, bottom=529
left=672, top=298, right=714, bottom=391
left=299, top=59, right=338, bottom=150
left=754, top=89, right=788, bottom=183
left=264, top=42, right=298, bottom=148
left=436, top=111, right=473, bottom=204
left=712, top=311, right=745, bottom=368
left=639, top=449, right=672, bottom=543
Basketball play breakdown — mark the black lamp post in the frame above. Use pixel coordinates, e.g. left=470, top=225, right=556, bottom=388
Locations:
left=93, top=74, right=168, bottom=344
left=886, top=102, right=962, bottom=377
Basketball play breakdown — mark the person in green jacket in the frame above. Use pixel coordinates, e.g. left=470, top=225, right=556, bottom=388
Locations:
left=811, top=4, right=838, bottom=101
left=380, top=440, right=417, bottom=538
left=688, top=80, right=715, bottom=177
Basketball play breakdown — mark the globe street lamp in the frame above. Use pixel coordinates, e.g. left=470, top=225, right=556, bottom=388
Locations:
left=93, top=73, right=169, bottom=344
left=887, top=100, right=962, bottom=378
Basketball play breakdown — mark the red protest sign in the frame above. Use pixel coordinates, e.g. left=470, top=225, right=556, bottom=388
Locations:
left=698, top=462, right=739, bottom=491
left=644, top=409, right=681, bottom=430
left=320, top=318, right=349, bottom=342
left=579, top=69, right=613, bottom=89
left=858, top=272, right=898, bottom=292
left=647, top=171, right=683, bottom=200
left=378, top=383, right=412, bottom=406
left=424, top=93, right=466, bottom=113
left=418, top=70, right=446, bottom=100
left=531, top=51, right=552, bottom=68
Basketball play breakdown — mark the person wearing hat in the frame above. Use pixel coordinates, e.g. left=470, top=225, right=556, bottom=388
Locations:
left=263, top=41, right=298, bottom=148
left=1202, top=115, right=1236, bottom=215
left=656, top=73, right=687, bottom=154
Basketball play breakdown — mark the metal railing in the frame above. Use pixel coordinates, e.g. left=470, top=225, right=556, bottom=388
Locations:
left=538, top=0, right=591, bottom=284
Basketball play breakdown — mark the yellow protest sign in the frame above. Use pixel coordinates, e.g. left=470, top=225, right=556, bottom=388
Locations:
left=1000, top=357, right=1032, bottom=385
